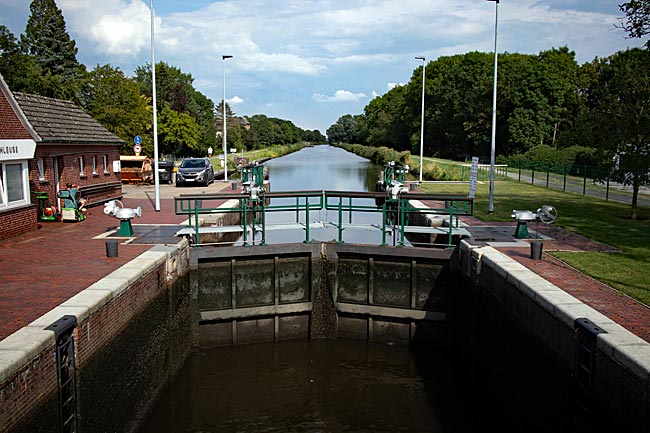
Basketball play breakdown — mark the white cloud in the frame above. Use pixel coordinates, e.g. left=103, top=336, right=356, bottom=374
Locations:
left=312, top=90, right=367, bottom=103
left=387, top=82, right=405, bottom=90
left=31, top=0, right=642, bottom=132
left=60, top=0, right=153, bottom=58
left=228, top=96, right=244, bottom=105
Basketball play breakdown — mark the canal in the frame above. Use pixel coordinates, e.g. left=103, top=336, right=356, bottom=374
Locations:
left=137, top=146, right=571, bottom=433
left=234, top=145, right=403, bottom=246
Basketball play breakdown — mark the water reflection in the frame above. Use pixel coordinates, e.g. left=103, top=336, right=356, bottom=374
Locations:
left=238, top=145, right=405, bottom=245
left=138, top=340, right=481, bottom=433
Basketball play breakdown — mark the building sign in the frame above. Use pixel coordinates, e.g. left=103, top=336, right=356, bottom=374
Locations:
left=0, top=139, right=37, bottom=162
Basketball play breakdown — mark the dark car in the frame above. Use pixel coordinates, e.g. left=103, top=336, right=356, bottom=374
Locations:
left=175, top=158, right=214, bottom=187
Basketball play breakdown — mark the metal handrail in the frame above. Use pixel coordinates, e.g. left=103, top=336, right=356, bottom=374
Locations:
left=174, top=190, right=474, bottom=247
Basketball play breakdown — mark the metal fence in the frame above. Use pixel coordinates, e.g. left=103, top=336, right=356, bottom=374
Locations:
left=511, top=161, right=650, bottom=206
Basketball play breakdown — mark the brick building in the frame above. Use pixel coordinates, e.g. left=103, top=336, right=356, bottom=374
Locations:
left=0, top=74, right=124, bottom=240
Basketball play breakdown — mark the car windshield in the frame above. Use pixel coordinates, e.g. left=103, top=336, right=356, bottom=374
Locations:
left=180, top=159, right=207, bottom=169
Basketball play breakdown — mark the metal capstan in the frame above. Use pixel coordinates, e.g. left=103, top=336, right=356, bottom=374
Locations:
left=511, top=205, right=557, bottom=238
left=104, top=199, right=142, bottom=237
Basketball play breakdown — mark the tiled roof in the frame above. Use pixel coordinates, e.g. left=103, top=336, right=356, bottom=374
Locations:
left=13, top=92, right=125, bottom=145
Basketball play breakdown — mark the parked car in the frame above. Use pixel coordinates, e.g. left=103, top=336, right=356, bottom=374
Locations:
left=175, top=158, right=214, bottom=187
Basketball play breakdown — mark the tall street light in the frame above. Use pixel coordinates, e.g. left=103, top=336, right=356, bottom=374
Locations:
left=415, top=56, right=426, bottom=183
left=222, top=55, right=233, bottom=182
left=487, top=0, right=499, bottom=213
left=150, top=0, right=160, bottom=211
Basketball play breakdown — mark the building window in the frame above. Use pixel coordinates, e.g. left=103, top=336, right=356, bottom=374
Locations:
left=103, top=155, right=109, bottom=174
left=79, top=156, right=85, bottom=176
left=0, top=161, right=29, bottom=209
left=37, top=158, right=45, bottom=181
left=92, top=155, right=97, bottom=175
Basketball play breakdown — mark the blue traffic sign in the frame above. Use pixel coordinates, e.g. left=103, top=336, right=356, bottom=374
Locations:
left=134, top=135, right=142, bottom=145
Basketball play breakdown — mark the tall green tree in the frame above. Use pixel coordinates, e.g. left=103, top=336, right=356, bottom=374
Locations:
left=21, top=0, right=84, bottom=99
left=158, top=104, right=201, bottom=156
left=81, top=64, right=152, bottom=155
left=135, top=62, right=216, bottom=153
left=586, top=48, right=650, bottom=220
left=0, top=25, right=43, bottom=93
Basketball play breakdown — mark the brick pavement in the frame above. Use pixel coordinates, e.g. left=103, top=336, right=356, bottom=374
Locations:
left=0, top=183, right=235, bottom=340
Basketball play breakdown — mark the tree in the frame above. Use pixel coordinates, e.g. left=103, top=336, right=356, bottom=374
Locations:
left=82, top=64, right=152, bottom=155
left=21, top=0, right=84, bottom=99
left=619, top=0, right=650, bottom=48
left=587, top=48, right=650, bottom=220
left=0, top=25, right=43, bottom=93
left=135, top=62, right=216, bottom=151
left=326, top=114, right=367, bottom=145
left=158, top=104, right=201, bottom=156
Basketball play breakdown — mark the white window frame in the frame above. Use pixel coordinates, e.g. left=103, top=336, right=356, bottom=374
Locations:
left=103, top=155, right=109, bottom=174
left=37, top=157, right=45, bottom=181
left=92, top=155, right=97, bottom=175
left=79, top=156, right=85, bottom=176
left=0, top=161, right=30, bottom=210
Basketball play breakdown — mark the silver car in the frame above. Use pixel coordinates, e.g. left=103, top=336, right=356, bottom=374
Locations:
left=175, top=158, right=214, bottom=186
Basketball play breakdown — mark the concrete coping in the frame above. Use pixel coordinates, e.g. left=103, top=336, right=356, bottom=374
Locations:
left=0, top=327, right=55, bottom=383
left=461, top=240, right=650, bottom=383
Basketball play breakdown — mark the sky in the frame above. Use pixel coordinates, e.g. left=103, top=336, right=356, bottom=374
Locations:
left=0, top=0, right=645, bottom=133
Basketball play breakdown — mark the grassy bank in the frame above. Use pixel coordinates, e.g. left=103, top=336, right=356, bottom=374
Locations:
left=209, top=142, right=309, bottom=171
left=421, top=180, right=650, bottom=305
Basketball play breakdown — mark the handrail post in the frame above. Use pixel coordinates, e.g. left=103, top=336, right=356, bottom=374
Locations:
left=448, top=205, right=454, bottom=246
left=398, top=198, right=405, bottom=246
left=242, top=199, right=248, bottom=246
left=337, top=199, right=344, bottom=243
left=381, top=202, right=387, bottom=246
left=194, top=198, right=200, bottom=247
left=260, top=197, right=266, bottom=246
left=304, top=198, right=311, bottom=243
left=348, top=197, right=352, bottom=224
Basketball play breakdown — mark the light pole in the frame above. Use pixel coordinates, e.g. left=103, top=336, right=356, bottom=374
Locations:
left=487, top=0, right=499, bottom=213
left=222, top=55, right=233, bottom=181
left=150, top=0, right=160, bottom=211
left=415, top=56, right=426, bottom=183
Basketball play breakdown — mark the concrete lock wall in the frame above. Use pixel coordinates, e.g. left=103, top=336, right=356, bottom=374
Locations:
left=0, top=241, right=191, bottom=433
left=457, top=241, right=650, bottom=433
left=192, top=242, right=455, bottom=348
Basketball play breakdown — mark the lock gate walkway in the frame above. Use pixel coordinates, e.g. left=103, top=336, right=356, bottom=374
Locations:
left=0, top=183, right=649, bottom=346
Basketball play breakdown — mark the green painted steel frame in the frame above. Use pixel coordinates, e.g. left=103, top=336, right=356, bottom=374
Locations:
left=175, top=191, right=474, bottom=247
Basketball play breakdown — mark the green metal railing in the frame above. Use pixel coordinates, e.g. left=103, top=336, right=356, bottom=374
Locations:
left=175, top=190, right=474, bottom=247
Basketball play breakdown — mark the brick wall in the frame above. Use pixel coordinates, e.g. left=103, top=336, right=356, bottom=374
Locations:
left=0, top=91, right=31, bottom=140
left=0, top=244, right=192, bottom=433
left=457, top=243, right=650, bottom=433
left=0, top=205, right=38, bottom=241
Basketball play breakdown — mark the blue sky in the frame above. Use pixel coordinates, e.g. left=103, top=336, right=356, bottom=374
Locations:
left=0, top=0, right=644, bottom=133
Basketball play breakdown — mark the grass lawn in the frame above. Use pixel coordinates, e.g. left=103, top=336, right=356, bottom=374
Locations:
left=420, top=179, right=650, bottom=306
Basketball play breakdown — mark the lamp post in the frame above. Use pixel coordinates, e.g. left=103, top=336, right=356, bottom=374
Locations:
left=150, top=0, right=160, bottom=211
left=487, top=0, right=499, bottom=213
left=222, top=55, right=233, bottom=181
left=415, top=56, right=426, bottom=183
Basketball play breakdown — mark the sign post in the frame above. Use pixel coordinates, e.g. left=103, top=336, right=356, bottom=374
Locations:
left=133, top=136, right=142, bottom=156
left=469, top=156, right=479, bottom=199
